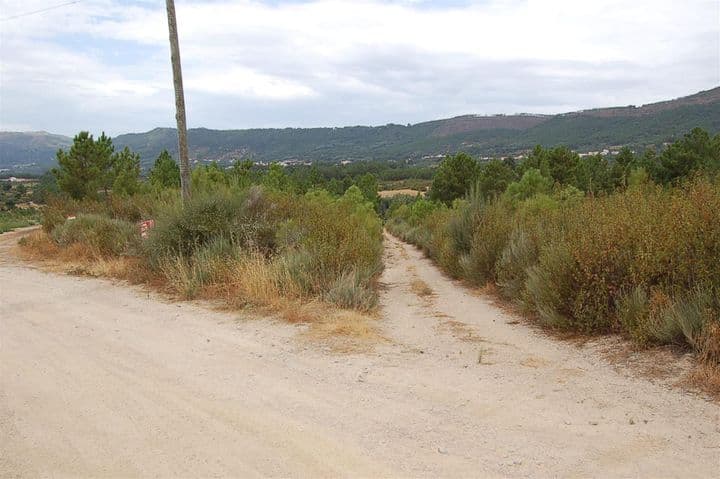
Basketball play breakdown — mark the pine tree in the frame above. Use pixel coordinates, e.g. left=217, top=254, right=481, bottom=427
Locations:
left=149, top=150, right=181, bottom=189
left=112, top=147, right=142, bottom=196
left=53, top=131, right=114, bottom=199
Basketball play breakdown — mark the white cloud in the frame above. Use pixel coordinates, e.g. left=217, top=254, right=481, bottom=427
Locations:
left=0, top=0, right=717, bottom=135
left=186, top=66, right=316, bottom=99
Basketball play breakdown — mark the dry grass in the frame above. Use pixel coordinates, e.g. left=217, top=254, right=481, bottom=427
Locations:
left=17, top=229, right=382, bottom=345
left=680, top=364, right=720, bottom=402
left=410, top=279, right=433, bottom=297
left=17, top=230, right=157, bottom=284
left=302, top=309, right=386, bottom=352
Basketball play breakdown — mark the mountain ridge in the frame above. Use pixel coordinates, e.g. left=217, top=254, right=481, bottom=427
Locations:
left=1, top=87, right=718, bottom=173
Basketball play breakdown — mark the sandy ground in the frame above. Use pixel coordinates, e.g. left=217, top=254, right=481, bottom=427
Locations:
left=378, top=189, right=425, bottom=198
left=1, top=228, right=719, bottom=478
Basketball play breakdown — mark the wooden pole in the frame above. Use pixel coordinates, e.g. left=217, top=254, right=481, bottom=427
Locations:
left=165, top=0, right=191, bottom=203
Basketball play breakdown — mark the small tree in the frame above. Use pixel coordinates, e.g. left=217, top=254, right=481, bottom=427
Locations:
left=547, top=146, right=580, bottom=186
left=230, top=159, right=254, bottom=188
left=31, top=172, right=59, bottom=203
left=263, top=163, right=289, bottom=191
left=576, top=154, right=611, bottom=194
left=504, top=168, right=553, bottom=202
left=610, top=147, right=636, bottom=188
left=656, top=128, right=718, bottom=184
left=355, top=173, right=380, bottom=206
left=112, top=147, right=142, bottom=196
left=520, top=145, right=550, bottom=177
left=53, top=131, right=114, bottom=199
left=191, top=162, right=228, bottom=192
left=429, top=152, right=480, bottom=204
left=476, top=159, right=516, bottom=199
left=149, top=150, right=181, bottom=189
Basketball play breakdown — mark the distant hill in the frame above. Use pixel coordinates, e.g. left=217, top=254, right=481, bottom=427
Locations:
left=0, top=132, right=71, bottom=174
left=2, top=87, right=719, bottom=173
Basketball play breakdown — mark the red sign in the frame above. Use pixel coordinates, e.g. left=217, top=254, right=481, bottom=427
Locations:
left=139, top=219, right=155, bottom=239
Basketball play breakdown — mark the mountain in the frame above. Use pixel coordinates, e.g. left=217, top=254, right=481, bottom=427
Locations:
left=0, top=131, right=72, bottom=174
left=2, top=87, right=719, bottom=174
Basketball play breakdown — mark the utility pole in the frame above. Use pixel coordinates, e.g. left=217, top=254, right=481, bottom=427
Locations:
left=165, top=0, right=191, bottom=203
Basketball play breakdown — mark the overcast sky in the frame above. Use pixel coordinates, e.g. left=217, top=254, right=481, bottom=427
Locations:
left=1, top=0, right=718, bottom=136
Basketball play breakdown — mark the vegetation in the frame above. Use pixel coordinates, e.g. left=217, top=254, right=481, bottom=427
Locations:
left=387, top=127, right=720, bottom=369
left=2, top=88, right=718, bottom=174
left=12, top=123, right=720, bottom=370
left=0, top=208, right=40, bottom=233
left=0, top=179, right=41, bottom=232
left=21, top=134, right=385, bottom=341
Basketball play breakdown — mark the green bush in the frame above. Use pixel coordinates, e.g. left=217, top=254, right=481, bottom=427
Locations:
left=139, top=185, right=384, bottom=309
left=465, top=200, right=513, bottom=285
left=51, top=214, right=140, bottom=256
left=388, top=174, right=720, bottom=361
left=496, top=227, right=540, bottom=301
left=324, top=268, right=378, bottom=311
left=145, top=188, right=270, bottom=264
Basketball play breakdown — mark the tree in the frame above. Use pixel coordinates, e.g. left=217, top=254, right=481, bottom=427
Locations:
left=429, top=152, right=480, bottom=204
left=547, top=146, right=580, bottom=186
left=191, top=161, right=228, bottom=192
left=355, top=173, right=380, bottom=206
left=520, top=145, right=550, bottom=177
left=576, top=154, right=611, bottom=194
left=656, top=128, right=719, bottom=183
left=149, top=150, right=181, bottom=189
left=112, top=147, right=142, bottom=196
left=230, top=159, right=254, bottom=188
left=476, top=159, right=516, bottom=199
left=31, top=172, right=59, bottom=203
left=504, top=168, right=553, bottom=202
left=53, top=131, right=114, bottom=199
left=263, top=163, right=289, bottom=191
left=610, top=147, right=636, bottom=188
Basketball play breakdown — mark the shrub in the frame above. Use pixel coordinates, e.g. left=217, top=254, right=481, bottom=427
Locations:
left=496, top=227, right=539, bottom=301
left=144, top=188, right=270, bottom=265
left=464, top=199, right=513, bottom=285
left=504, top=168, right=553, bottom=203
left=524, top=242, right=576, bottom=329
left=296, top=188, right=383, bottom=288
left=51, top=214, right=140, bottom=257
left=324, top=268, right=378, bottom=311
left=664, top=288, right=718, bottom=355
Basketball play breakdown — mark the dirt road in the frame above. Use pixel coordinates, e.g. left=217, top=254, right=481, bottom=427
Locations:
left=1, top=229, right=719, bottom=477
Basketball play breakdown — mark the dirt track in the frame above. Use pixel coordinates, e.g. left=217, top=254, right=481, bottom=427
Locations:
left=1, top=229, right=719, bottom=477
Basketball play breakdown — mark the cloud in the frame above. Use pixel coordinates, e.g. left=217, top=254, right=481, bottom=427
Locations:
left=0, top=0, right=717, bottom=136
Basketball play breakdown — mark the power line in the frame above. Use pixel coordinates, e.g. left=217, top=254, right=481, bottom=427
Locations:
left=0, top=0, right=83, bottom=22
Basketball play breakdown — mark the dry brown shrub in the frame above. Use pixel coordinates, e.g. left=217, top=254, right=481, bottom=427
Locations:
left=681, top=364, right=720, bottom=402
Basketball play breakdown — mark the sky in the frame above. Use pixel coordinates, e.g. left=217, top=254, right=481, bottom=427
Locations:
left=0, top=0, right=718, bottom=136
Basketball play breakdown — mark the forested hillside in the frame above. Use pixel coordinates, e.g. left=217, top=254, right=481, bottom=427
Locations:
left=2, top=87, right=718, bottom=173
